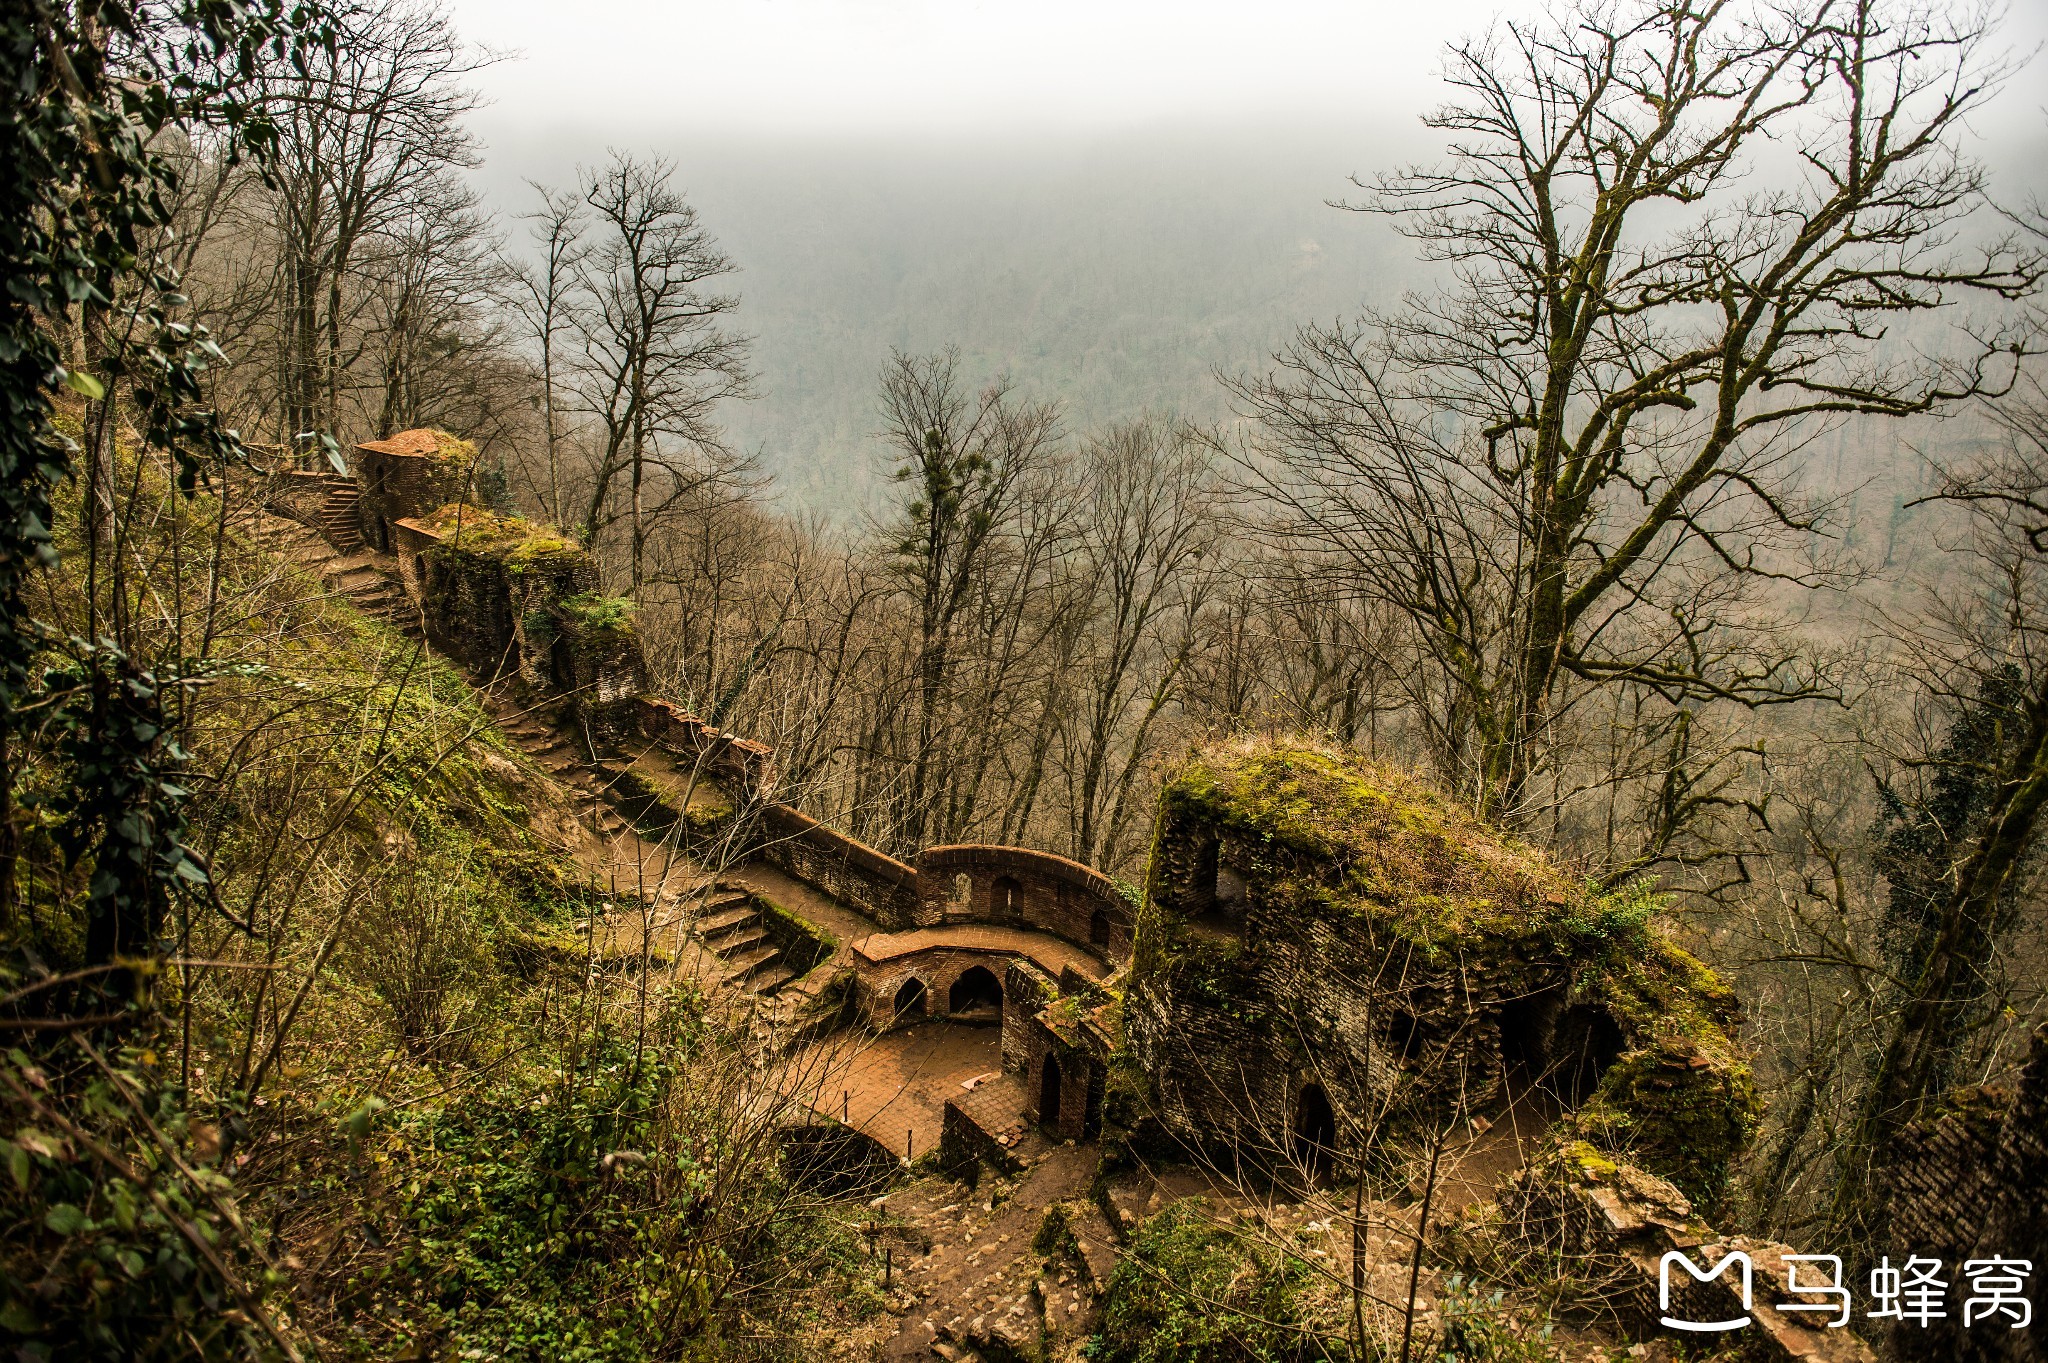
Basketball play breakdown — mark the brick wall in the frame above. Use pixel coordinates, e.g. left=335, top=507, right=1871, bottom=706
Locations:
left=1886, top=1020, right=2048, bottom=1362
left=1003, top=960, right=1059, bottom=1071
left=1130, top=803, right=1561, bottom=1156
left=850, top=944, right=1013, bottom=1031
left=756, top=803, right=919, bottom=931
left=631, top=697, right=775, bottom=794
left=915, top=845, right=1131, bottom=955
left=355, top=443, right=463, bottom=552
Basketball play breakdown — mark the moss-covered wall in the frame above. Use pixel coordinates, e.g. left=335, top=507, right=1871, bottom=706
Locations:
left=399, top=505, right=645, bottom=737
left=1122, top=739, right=1758, bottom=1209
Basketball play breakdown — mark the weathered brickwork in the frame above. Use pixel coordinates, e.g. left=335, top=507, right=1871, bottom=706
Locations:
left=1500, top=1144, right=1876, bottom=1362
left=354, top=428, right=469, bottom=552
left=631, top=698, right=775, bottom=795
left=392, top=505, right=642, bottom=741
left=916, top=844, right=1131, bottom=953
left=756, top=803, right=920, bottom=930
left=1884, top=1020, right=2048, bottom=1362
left=847, top=944, right=1013, bottom=1032
left=1123, top=740, right=1758, bottom=1211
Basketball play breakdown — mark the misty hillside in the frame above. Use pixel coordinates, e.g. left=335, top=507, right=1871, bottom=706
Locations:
left=475, top=122, right=2047, bottom=536
left=473, top=126, right=1419, bottom=510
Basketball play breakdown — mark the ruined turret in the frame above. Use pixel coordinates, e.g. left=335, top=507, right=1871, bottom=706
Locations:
left=1122, top=739, right=1757, bottom=1211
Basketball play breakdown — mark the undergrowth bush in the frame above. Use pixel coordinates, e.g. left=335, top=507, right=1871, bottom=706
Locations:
left=1090, top=1197, right=1335, bottom=1363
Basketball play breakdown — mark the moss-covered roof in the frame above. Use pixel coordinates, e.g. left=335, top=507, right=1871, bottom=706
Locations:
left=357, top=427, right=477, bottom=464
left=1162, top=739, right=1602, bottom=947
left=418, top=504, right=587, bottom=568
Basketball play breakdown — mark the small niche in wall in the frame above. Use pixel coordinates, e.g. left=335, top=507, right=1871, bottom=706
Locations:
left=1293, top=1083, right=1337, bottom=1174
left=994, top=874, right=1022, bottom=922
left=1189, top=837, right=1248, bottom=936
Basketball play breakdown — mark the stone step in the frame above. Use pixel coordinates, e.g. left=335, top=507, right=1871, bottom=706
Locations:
left=702, top=892, right=753, bottom=915
left=1068, top=1203, right=1119, bottom=1291
left=749, top=965, right=796, bottom=994
left=697, top=906, right=757, bottom=936
left=711, top=925, right=768, bottom=955
left=722, top=945, right=781, bottom=979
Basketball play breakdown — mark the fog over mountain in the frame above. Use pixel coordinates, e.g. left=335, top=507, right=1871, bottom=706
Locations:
left=467, top=123, right=1435, bottom=511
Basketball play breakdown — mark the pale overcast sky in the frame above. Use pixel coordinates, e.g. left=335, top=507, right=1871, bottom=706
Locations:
left=448, top=0, right=1564, bottom=136
left=446, top=0, right=2047, bottom=142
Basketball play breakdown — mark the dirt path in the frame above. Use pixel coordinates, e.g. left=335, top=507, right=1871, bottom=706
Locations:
left=878, top=1143, right=1102, bottom=1361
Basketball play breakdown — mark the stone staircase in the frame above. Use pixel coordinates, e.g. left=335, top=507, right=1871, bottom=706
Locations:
left=919, top=1186, right=1118, bottom=1362
left=240, top=506, right=808, bottom=1002
left=317, top=480, right=365, bottom=551
left=696, top=882, right=799, bottom=996
left=322, top=552, right=420, bottom=637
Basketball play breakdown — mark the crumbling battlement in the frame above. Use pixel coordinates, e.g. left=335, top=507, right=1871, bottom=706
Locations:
left=1123, top=739, right=1758, bottom=1211
left=394, top=504, right=645, bottom=741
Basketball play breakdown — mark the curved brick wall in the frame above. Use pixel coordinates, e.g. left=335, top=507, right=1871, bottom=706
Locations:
left=915, top=844, right=1131, bottom=957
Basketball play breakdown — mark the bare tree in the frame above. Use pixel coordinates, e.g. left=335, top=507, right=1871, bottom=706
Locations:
left=875, top=350, right=1062, bottom=852
left=507, top=182, right=589, bottom=528
left=1233, top=0, right=2041, bottom=835
left=259, top=0, right=491, bottom=445
left=1062, top=417, right=1220, bottom=866
left=566, top=152, right=755, bottom=591
left=1833, top=345, right=2048, bottom=1237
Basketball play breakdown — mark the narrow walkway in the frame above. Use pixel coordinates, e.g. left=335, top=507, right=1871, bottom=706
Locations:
left=851, top=923, right=1109, bottom=982
left=244, top=508, right=752, bottom=1002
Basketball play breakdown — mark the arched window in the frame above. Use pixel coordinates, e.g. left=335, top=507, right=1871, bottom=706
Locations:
left=1039, top=1054, right=1063, bottom=1126
left=1089, top=908, right=1111, bottom=947
left=948, top=965, right=1003, bottom=1019
left=993, top=874, right=1023, bottom=921
left=893, top=977, right=927, bottom=1019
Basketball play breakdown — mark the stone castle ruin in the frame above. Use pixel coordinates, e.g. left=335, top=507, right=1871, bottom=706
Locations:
left=1123, top=742, right=1757, bottom=1213
left=264, top=428, right=2034, bottom=1362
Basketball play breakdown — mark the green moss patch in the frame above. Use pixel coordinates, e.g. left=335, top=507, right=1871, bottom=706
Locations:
left=1095, top=1198, right=1335, bottom=1362
left=1157, top=741, right=1587, bottom=949
left=419, top=504, right=586, bottom=573
left=757, top=895, right=836, bottom=976
left=554, top=592, right=637, bottom=642
left=422, top=428, right=477, bottom=465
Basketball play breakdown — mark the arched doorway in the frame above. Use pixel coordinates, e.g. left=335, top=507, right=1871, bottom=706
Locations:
left=948, top=965, right=1003, bottom=1021
left=1293, top=1083, right=1337, bottom=1172
left=893, top=978, right=927, bottom=1020
left=1039, top=1055, right=1063, bottom=1127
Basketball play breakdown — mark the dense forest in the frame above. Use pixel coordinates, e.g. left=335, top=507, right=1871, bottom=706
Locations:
left=2, top=0, right=2046, bottom=1359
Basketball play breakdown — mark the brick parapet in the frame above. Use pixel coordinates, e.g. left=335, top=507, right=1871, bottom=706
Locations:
left=916, top=843, right=1131, bottom=957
